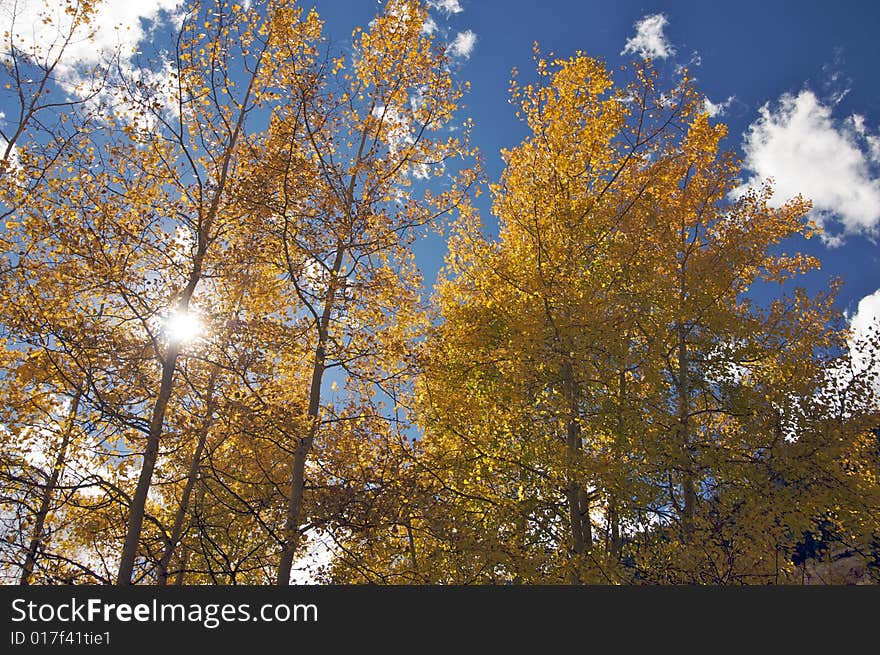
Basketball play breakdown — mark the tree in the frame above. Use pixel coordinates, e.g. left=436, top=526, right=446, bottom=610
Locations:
left=1, top=0, right=324, bottom=584
left=0, top=0, right=476, bottom=585
left=402, top=53, right=879, bottom=584
left=238, top=0, right=476, bottom=584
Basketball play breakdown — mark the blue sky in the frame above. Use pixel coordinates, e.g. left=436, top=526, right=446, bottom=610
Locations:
left=2, top=0, right=878, bottom=337
left=308, top=1, right=880, bottom=331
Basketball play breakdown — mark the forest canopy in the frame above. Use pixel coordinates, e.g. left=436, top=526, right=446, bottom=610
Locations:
left=1, top=0, right=877, bottom=586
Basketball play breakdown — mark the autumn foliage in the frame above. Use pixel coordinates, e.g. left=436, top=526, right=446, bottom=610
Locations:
left=0, top=1, right=877, bottom=585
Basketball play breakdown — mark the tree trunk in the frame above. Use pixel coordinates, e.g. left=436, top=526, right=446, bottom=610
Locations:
left=677, top=317, right=695, bottom=541
left=276, top=341, right=326, bottom=585
left=513, top=464, right=528, bottom=584
left=114, top=35, right=264, bottom=584
left=116, top=345, right=180, bottom=585
left=156, top=372, right=217, bottom=585
left=405, top=518, right=419, bottom=580
left=20, top=391, right=81, bottom=585
left=608, top=499, right=621, bottom=560
left=562, top=361, right=584, bottom=584
left=608, top=367, right=626, bottom=560
left=274, top=106, right=374, bottom=584
left=579, top=488, right=592, bottom=553
left=172, top=480, right=207, bottom=585
left=276, top=230, right=350, bottom=585
left=565, top=482, right=584, bottom=584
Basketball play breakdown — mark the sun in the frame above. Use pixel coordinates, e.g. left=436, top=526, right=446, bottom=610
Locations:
left=165, top=310, right=202, bottom=343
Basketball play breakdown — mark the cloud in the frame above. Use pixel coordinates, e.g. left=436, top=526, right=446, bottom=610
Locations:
left=371, top=104, right=430, bottom=179
left=850, top=289, right=880, bottom=351
left=1, top=0, right=183, bottom=70
left=840, top=289, right=880, bottom=404
left=734, top=90, right=880, bottom=245
left=1, top=0, right=183, bottom=99
left=448, top=29, right=477, bottom=59
left=704, top=95, right=735, bottom=118
left=422, top=15, right=438, bottom=35
left=810, top=289, right=880, bottom=421
left=428, top=0, right=464, bottom=16
left=0, top=112, right=20, bottom=172
left=0, top=139, right=15, bottom=171
left=621, top=14, right=675, bottom=61
left=288, top=529, right=335, bottom=584
left=849, top=114, right=880, bottom=163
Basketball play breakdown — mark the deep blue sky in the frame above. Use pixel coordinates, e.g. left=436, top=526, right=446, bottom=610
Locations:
left=310, top=0, right=880, bottom=323
left=2, top=0, right=877, bottom=324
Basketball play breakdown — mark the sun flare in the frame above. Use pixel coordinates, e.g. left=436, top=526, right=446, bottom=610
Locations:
left=165, top=311, right=202, bottom=343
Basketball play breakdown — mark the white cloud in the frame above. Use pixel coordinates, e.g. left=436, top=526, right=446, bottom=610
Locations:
left=373, top=104, right=411, bottom=150
left=301, top=256, right=331, bottom=296
left=839, top=289, right=880, bottom=405
left=448, top=29, right=477, bottom=60
left=849, top=290, right=880, bottom=360
left=734, top=90, right=880, bottom=244
left=849, top=114, right=866, bottom=134
left=806, top=289, right=880, bottom=424
left=1, top=0, right=183, bottom=99
left=0, top=139, right=16, bottom=171
left=849, top=114, right=880, bottom=163
left=422, top=15, right=438, bottom=35
left=428, top=0, right=464, bottom=16
left=1, top=0, right=183, bottom=69
left=0, top=112, right=20, bottom=172
left=704, top=95, right=735, bottom=118
left=288, top=529, right=335, bottom=584
left=621, top=14, right=675, bottom=61
left=870, top=137, right=880, bottom=164
left=371, top=104, right=430, bottom=179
